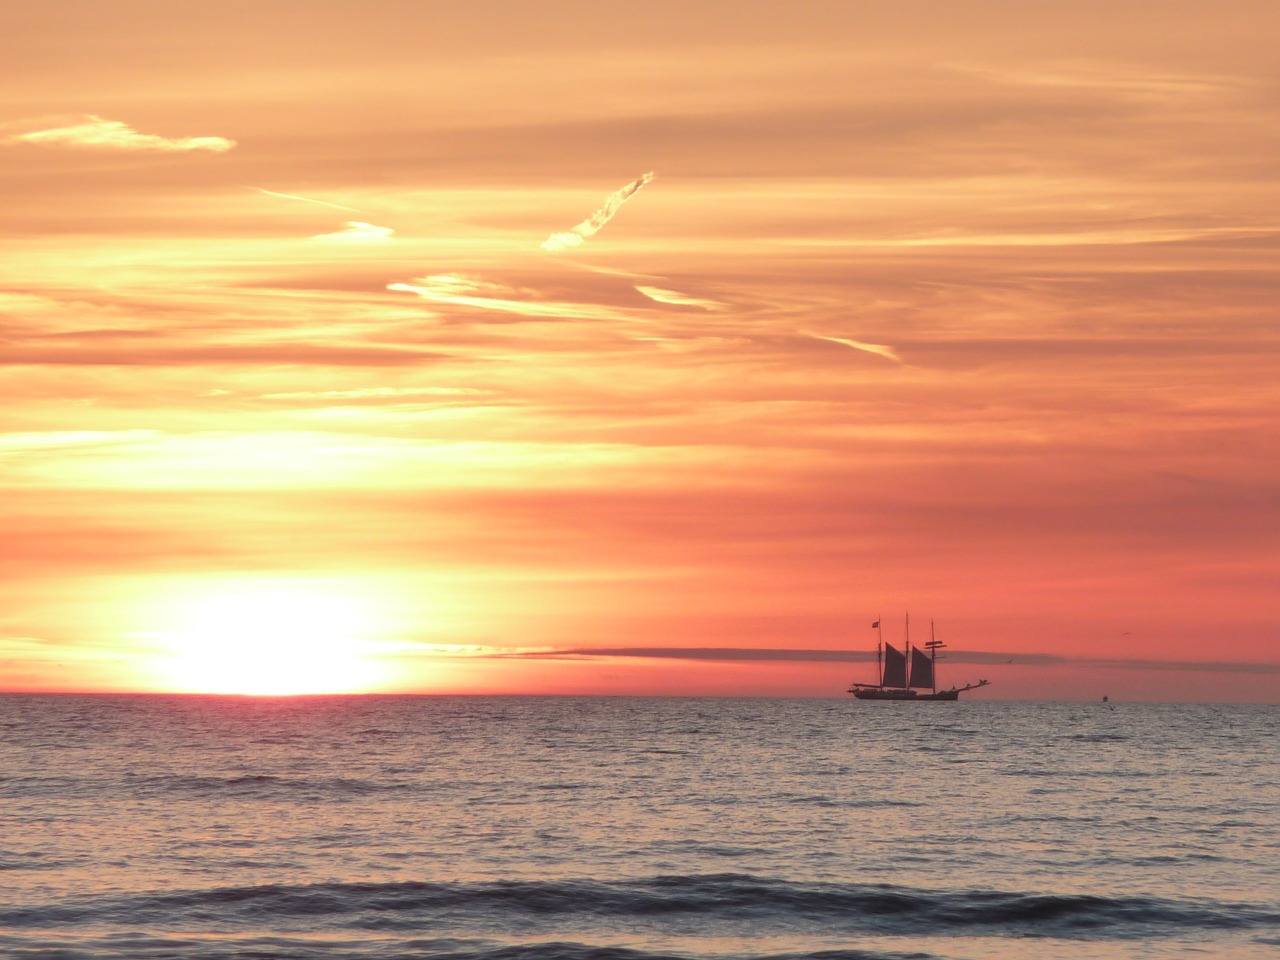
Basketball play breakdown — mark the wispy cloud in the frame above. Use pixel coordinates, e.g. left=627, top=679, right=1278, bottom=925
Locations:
left=541, top=172, right=655, bottom=252
left=253, top=187, right=363, bottom=213
left=4, top=114, right=235, bottom=153
left=260, top=386, right=485, bottom=401
left=807, top=333, right=902, bottom=363
left=512, top=647, right=871, bottom=663
left=944, top=61, right=1243, bottom=101
left=312, top=221, right=394, bottom=242
left=0, top=430, right=158, bottom=453
left=635, top=285, right=727, bottom=310
left=389, top=273, right=637, bottom=322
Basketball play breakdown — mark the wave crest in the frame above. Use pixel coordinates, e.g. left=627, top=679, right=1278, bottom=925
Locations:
left=5, top=874, right=1276, bottom=940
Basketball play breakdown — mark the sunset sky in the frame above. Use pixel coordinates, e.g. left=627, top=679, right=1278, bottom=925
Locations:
left=2, top=1, right=1277, bottom=700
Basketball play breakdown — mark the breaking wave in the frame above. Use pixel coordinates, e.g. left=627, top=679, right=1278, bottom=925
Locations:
left=3, top=874, right=1275, bottom=940
left=0, top=933, right=937, bottom=960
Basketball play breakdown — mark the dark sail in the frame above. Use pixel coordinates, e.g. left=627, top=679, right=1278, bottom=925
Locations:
left=881, top=642, right=907, bottom=688
left=909, top=647, right=934, bottom=689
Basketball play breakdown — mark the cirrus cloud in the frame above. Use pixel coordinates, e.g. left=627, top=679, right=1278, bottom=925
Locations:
left=311, top=221, right=395, bottom=242
left=806, top=332, right=902, bottom=364
left=389, top=273, right=640, bottom=322
left=541, top=171, right=654, bottom=252
left=3, top=114, right=235, bottom=153
left=635, top=285, right=727, bottom=311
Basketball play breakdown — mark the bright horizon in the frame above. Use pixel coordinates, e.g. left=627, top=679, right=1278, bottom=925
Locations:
left=2, top=2, right=1277, bottom=702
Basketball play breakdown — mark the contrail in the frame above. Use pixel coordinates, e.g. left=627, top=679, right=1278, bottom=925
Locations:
left=808, top=333, right=902, bottom=363
left=635, top=285, right=726, bottom=311
left=542, top=172, right=654, bottom=252
left=251, top=187, right=363, bottom=213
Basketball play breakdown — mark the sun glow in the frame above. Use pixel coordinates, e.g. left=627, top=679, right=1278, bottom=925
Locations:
left=153, top=581, right=390, bottom=695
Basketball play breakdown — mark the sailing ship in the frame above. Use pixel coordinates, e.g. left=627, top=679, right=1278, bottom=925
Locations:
left=848, top=615, right=990, bottom=701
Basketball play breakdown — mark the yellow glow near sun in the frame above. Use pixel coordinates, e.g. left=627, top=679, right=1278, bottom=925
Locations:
left=153, top=581, right=390, bottom=695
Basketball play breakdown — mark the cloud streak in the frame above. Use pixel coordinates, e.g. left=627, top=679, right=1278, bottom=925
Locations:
left=807, top=333, right=902, bottom=363
left=635, top=285, right=727, bottom=310
left=253, top=187, right=363, bottom=213
left=541, top=172, right=654, bottom=252
left=508, top=646, right=1280, bottom=675
left=260, top=387, right=485, bottom=402
left=389, top=273, right=640, bottom=322
left=311, top=221, right=394, bottom=242
left=5, top=114, right=235, bottom=153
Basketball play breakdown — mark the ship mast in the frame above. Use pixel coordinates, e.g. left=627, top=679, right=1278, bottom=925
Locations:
left=925, top=618, right=945, bottom=695
left=875, top=615, right=883, bottom=685
left=904, top=612, right=910, bottom=685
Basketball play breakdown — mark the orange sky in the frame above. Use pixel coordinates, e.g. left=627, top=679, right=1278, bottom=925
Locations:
left=2, top=1, right=1277, bottom=700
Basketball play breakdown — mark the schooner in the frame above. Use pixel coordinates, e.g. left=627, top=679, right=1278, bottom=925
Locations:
left=848, top=615, right=990, bottom=701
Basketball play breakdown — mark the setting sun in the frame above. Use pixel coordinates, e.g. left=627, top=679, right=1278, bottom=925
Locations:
left=151, top=581, right=389, bottom=695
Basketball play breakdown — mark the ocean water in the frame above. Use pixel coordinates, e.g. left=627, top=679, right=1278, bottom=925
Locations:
left=1, top=696, right=1276, bottom=960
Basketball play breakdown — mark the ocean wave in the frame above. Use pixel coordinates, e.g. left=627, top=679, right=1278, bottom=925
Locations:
left=3, top=875, right=1276, bottom=941
left=779, top=797, right=924, bottom=809
left=0, top=851, right=81, bottom=872
left=1, top=772, right=407, bottom=802
left=118, top=772, right=404, bottom=800
left=0, top=773, right=91, bottom=797
left=0, top=933, right=937, bottom=960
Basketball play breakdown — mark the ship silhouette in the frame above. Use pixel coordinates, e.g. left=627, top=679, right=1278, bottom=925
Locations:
left=848, top=615, right=990, bottom=701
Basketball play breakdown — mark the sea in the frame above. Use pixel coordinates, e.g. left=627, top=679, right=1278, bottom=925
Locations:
left=1, top=696, right=1276, bottom=960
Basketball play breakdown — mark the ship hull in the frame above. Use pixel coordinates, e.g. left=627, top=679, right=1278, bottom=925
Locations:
left=851, top=687, right=961, bottom=701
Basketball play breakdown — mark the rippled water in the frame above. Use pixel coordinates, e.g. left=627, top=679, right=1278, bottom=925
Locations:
left=2, top=696, right=1277, bottom=959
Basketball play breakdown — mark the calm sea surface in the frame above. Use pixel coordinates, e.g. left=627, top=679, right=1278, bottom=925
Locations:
left=1, top=696, right=1276, bottom=960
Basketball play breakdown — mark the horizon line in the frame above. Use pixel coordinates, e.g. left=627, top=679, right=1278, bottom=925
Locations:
left=0, top=690, right=1276, bottom=704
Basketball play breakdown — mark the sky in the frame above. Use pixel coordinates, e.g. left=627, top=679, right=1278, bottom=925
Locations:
left=1, top=1, right=1277, bottom=700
